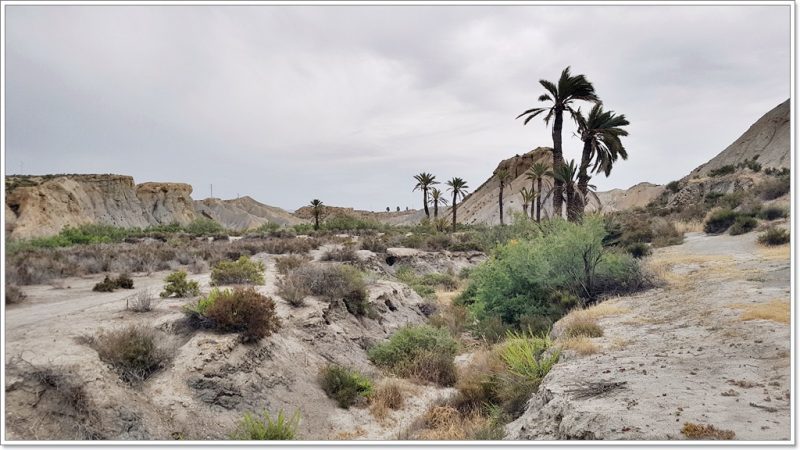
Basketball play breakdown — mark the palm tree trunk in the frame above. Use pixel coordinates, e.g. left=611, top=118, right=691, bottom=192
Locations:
left=314, top=213, right=319, bottom=230
left=434, top=202, right=438, bottom=219
left=566, top=185, right=577, bottom=222
left=499, top=182, right=504, bottom=226
left=530, top=179, right=535, bottom=219
left=536, top=178, right=543, bottom=222
left=422, top=188, right=430, bottom=218
left=552, top=107, right=565, bottom=218
left=452, top=192, right=457, bottom=232
left=575, top=139, right=592, bottom=218
left=522, top=203, right=528, bottom=218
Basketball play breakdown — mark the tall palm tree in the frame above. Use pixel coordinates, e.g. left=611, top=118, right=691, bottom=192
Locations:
left=573, top=104, right=629, bottom=216
left=309, top=199, right=324, bottom=230
left=525, top=162, right=553, bottom=222
left=428, top=187, right=448, bottom=219
left=445, top=177, right=469, bottom=232
left=543, top=159, right=600, bottom=221
left=517, top=67, right=599, bottom=218
left=519, top=187, right=535, bottom=219
left=495, top=169, right=512, bottom=226
left=412, top=172, right=439, bottom=219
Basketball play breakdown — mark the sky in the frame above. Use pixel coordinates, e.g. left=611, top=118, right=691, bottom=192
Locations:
left=4, top=4, right=791, bottom=211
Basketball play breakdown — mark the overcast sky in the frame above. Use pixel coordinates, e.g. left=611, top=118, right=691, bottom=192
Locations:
left=4, top=4, right=791, bottom=211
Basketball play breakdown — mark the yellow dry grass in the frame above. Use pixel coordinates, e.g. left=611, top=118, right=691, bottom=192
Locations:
left=647, top=253, right=761, bottom=291
left=610, top=337, right=632, bottom=350
left=414, top=405, right=490, bottom=440
left=435, top=289, right=462, bottom=306
left=332, top=427, right=367, bottom=440
left=756, top=244, right=790, bottom=261
left=560, top=336, right=599, bottom=355
left=673, top=220, right=704, bottom=234
left=581, top=301, right=631, bottom=319
left=369, top=378, right=411, bottom=422
left=731, top=299, right=790, bottom=324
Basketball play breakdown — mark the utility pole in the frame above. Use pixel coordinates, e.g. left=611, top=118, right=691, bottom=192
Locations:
left=210, top=184, right=213, bottom=198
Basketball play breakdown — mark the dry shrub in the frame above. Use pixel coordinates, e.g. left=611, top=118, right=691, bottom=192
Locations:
left=733, top=299, right=789, bottom=324
left=275, top=274, right=308, bottom=307
left=415, top=405, right=490, bottom=440
left=651, top=219, right=684, bottom=247
left=369, top=378, right=407, bottom=420
left=198, top=287, right=281, bottom=342
left=560, top=312, right=603, bottom=338
left=582, top=302, right=630, bottom=318
left=757, top=227, right=790, bottom=246
left=92, top=273, right=134, bottom=292
left=5, top=284, right=26, bottom=304
left=126, top=288, right=155, bottom=312
left=454, top=350, right=505, bottom=409
left=428, top=303, right=469, bottom=338
left=681, top=422, right=735, bottom=440
left=91, top=325, right=171, bottom=383
left=320, top=245, right=358, bottom=262
left=274, top=254, right=310, bottom=275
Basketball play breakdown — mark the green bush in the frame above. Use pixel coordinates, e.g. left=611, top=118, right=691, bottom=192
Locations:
left=92, top=325, right=170, bottom=383
left=729, top=215, right=757, bottom=235
left=703, top=209, right=737, bottom=234
left=757, top=227, right=790, bottom=246
left=211, top=256, right=265, bottom=286
left=369, top=325, right=458, bottom=386
left=229, top=410, right=300, bottom=440
left=758, top=206, right=788, bottom=221
left=459, top=217, right=646, bottom=329
left=184, top=287, right=280, bottom=342
left=322, top=215, right=385, bottom=232
left=185, top=218, right=225, bottom=236
left=160, top=271, right=200, bottom=298
left=665, top=180, right=681, bottom=193
left=708, top=165, right=735, bottom=177
left=624, top=242, right=651, bottom=258
left=318, top=364, right=373, bottom=408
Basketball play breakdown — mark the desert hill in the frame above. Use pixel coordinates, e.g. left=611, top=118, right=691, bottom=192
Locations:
left=194, top=196, right=307, bottom=230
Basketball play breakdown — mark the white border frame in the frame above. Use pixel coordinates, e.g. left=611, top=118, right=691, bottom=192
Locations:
left=0, top=0, right=795, bottom=447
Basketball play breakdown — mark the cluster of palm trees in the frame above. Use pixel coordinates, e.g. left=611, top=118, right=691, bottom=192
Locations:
left=517, top=66, right=630, bottom=221
left=413, top=173, right=469, bottom=231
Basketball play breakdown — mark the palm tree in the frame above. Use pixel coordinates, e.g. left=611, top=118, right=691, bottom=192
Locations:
left=573, top=104, right=629, bottom=216
left=495, top=169, right=512, bottom=226
left=428, top=187, right=448, bottom=219
left=309, top=199, right=324, bottom=230
left=543, top=159, right=600, bottom=221
left=519, top=187, right=535, bottom=219
left=412, top=172, right=439, bottom=219
left=525, top=162, right=553, bottom=222
left=445, top=177, right=469, bottom=232
left=517, top=67, right=599, bottom=218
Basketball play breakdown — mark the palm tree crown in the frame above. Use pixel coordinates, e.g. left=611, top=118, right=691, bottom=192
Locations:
left=413, top=172, right=439, bottom=218
left=575, top=104, right=630, bottom=177
left=428, top=187, right=448, bottom=218
left=525, top=161, right=553, bottom=222
left=309, top=199, right=324, bottom=230
left=446, top=177, right=469, bottom=232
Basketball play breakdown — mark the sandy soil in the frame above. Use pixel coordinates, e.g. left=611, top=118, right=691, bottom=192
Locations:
left=507, top=231, right=791, bottom=441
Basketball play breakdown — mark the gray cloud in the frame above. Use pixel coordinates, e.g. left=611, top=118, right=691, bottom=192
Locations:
left=4, top=4, right=790, bottom=211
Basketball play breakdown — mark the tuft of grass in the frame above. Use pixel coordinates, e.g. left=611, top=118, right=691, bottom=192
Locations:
left=681, top=422, right=735, bottom=440
left=160, top=270, right=200, bottom=298
left=757, top=227, right=790, bottom=246
left=414, top=405, right=493, bottom=440
left=559, top=309, right=605, bottom=338
left=498, top=331, right=559, bottom=382
left=229, top=410, right=300, bottom=440
left=91, top=325, right=171, bottom=383
left=733, top=299, right=790, bottom=324
left=210, top=256, right=265, bottom=286
left=319, top=364, right=373, bottom=409
left=126, top=288, right=155, bottom=312
left=369, top=378, right=407, bottom=420
left=560, top=336, right=599, bottom=355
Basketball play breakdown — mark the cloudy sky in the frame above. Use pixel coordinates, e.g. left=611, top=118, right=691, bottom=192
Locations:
left=4, top=4, right=791, bottom=211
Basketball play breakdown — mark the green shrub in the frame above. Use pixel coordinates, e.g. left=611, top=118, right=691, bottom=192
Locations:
left=229, top=410, right=300, bottom=440
left=758, top=206, right=788, bottom=221
left=184, top=287, right=280, bottom=342
left=92, top=325, right=170, bottom=383
left=757, top=228, right=790, bottom=246
left=160, top=271, right=200, bottom=298
left=703, top=209, right=737, bottom=234
left=185, top=218, right=225, bottom=236
left=211, top=256, right=265, bottom=286
left=369, top=325, right=458, bottom=385
left=625, top=242, right=651, bottom=258
left=92, top=274, right=135, bottom=292
left=708, top=165, right=735, bottom=177
left=729, top=215, right=757, bottom=235
left=395, top=266, right=458, bottom=300
left=318, top=364, right=373, bottom=408
left=323, top=215, right=385, bottom=232
left=665, top=180, right=681, bottom=193
left=459, top=217, right=646, bottom=329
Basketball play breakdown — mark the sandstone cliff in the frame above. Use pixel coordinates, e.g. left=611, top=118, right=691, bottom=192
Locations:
left=5, top=175, right=197, bottom=240
left=194, top=196, right=306, bottom=230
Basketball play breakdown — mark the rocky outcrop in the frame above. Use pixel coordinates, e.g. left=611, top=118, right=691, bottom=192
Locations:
left=592, top=182, right=665, bottom=213
left=689, top=99, right=790, bottom=178
left=194, top=196, right=306, bottom=230
left=5, top=175, right=197, bottom=240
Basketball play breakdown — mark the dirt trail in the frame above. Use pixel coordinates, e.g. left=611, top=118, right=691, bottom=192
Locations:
left=507, top=231, right=791, bottom=440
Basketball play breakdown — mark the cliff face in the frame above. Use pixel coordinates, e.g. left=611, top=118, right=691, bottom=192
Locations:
left=5, top=175, right=197, bottom=240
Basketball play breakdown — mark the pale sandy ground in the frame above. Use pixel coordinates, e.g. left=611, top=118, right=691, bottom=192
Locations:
left=507, top=230, right=791, bottom=441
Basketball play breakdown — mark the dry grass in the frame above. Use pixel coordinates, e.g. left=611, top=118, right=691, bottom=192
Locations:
left=757, top=244, right=790, bottom=261
left=680, top=422, right=735, bottom=440
left=673, top=220, right=703, bottom=234
left=332, top=427, right=366, bottom=440
left=731, top=299, right=790, bottom=324
left=369, top=378, right=410, bottom=421
left=558, top=310, right=603, bottom=338
left=560, top=336, right=599, bottom=355
left=581, top=302, right=630, bottom=319
left=610, top=337, right=631, bottom=350
left=414, top=405, right=490, bottom=440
